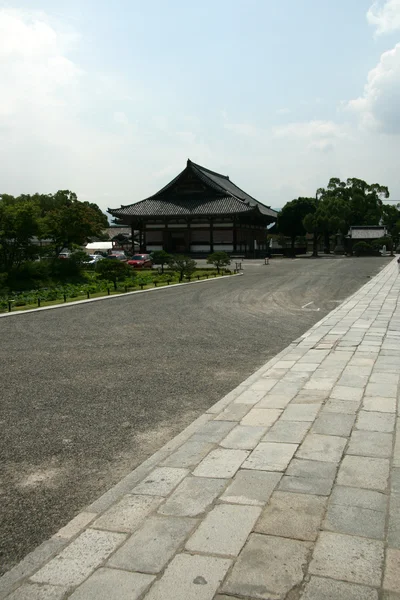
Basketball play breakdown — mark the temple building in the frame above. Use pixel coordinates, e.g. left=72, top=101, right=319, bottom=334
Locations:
left=108, top=159, right=277, bottom=256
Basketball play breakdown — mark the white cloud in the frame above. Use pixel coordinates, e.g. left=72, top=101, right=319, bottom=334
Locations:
left=367, top=0, right=400, bottom=35
left=224, top=122, right=259, bottom=137
left=273, top=120, right=348, bottom=150
left=348, top=43, right=400, bottom=134
left=113, top=111, right=129, bottom=126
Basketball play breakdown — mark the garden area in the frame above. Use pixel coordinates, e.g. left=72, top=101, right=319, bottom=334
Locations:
left=0, top=251, right=234, bottom=314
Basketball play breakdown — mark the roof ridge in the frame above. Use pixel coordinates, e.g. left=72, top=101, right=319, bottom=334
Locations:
left=189, top=160, right=230, bottom=180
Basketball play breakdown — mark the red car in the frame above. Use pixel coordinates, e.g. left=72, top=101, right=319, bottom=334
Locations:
left=127, top=254, right=153, bottom=269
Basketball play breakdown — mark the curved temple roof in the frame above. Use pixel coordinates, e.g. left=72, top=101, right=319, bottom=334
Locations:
left=108, top=160, right=277, bottom=220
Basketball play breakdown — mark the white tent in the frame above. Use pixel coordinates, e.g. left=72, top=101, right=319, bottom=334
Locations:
left=85, top=241, right=113, bottom=253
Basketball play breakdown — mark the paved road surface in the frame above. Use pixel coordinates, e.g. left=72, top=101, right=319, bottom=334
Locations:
left=0, top=257, right=387, bottom=573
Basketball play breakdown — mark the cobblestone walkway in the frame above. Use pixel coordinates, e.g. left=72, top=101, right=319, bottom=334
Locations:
left=1, top=259, right=400, bottom=600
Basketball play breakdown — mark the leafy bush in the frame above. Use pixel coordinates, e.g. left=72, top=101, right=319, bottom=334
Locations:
left=353, top=241, right=373, bottom=256
left=206, top=251, right=231, bottom=273
left=96, top=259, right=132, bottom=289
left=169, top=255, right=197, bottom=282
left=151, top=250, right=173, bottom=273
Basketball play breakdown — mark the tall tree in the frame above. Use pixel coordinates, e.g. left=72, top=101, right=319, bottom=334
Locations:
left=277, top=197, right=316, bottom=256
left=0, top=195, right=40, bottom=271
left=39, top=191, right=108, bottom=256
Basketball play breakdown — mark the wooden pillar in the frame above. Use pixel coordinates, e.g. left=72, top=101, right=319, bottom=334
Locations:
left=186, top=220, right=191, bottom=254
left=233, top=219, right=237, bottom=252
left=210, top=219, right=214, bottom=253
left=142, top=225, right=147, bottom=252
left=131, top=223, right=135, bottom=253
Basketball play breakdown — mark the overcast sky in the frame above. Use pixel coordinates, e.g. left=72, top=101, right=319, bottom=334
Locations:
left=1, top=0, right=400, bottom=211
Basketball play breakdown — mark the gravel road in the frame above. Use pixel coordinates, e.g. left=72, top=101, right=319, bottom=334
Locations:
left=0, top=256, right=387, bottom=573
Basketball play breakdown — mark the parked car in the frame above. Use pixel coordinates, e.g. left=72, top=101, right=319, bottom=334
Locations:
left=87, top=255, right=105, bottom=265
left=127, top=254, right=153, bottom=269
left=107, top=251, right=127, bottom=261
left=58, top=252, right=70, bottom=259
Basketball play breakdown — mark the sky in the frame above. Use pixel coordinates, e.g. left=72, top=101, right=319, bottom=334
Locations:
left=1, top=0, right=400, bottom=211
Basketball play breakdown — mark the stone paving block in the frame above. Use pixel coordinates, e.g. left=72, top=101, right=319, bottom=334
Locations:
left=363, top=396, right=397, bottom=413
left=131, top=467, right=188, bottom=496
left=323, top=503, right=385, bottom=539
left=303, top=378, right=336, bottom=391
left=189, top=420, right=236, bottom=442
left=324, top=400, right=360, bottom=414
left=298, top=349, right=330, bottom=363
left=144, top=553, right=231, bottom=600
left=68, top=568, right=155, bottom=600
left=370, top=372, right=399, bottom=385
left=161, top=440, right=214, bottom=468
left=263, top=420, right=310, bottom=443
left=220, top=425, right=267, bottom=449
left=271, top=360, right=296, bottom=369
left=388, top=493, right=400, bottom=548
left=287, top=458, right=337, bottom=479
left=255, top=491, right=326, bottom=541
left=312, top=412, right=355, bottom=436
left=220, top=469, right=281, bottom=506
left=185, top=503, right=261, bottom=556
left=330, top=386, right=364, bottom=401
left=108, top=515, right=196, bottom=573
left=241, top=408, right=282, bottom=427
left=356, top=410, right=396, bottom=433
left=213, top=403, right=252, bottom=422
left=248, top=378, right=279, bottom=392
left=384, top=548, right=400, bottom=592
left=337, top=372, right=369, bottom=389
left=233, top=389, right=266, bottom=405
left=279, top=475, right=334, bottom=495
left=309, top=531, right=384, bottom=586
left=291, top=362, right=319, bottom=372
left=349, top=356, right=376, bottom=367
left=280, top=403, right=320, bottom=422
left=6, top=584, right=69, bottom=600
left=92, top=495, right=163, bottom=533
left=222, top=533, right=311, bottom=599
left=347, top=430, right=393, bottom=458
left=292, top=390, right=328, bottom=403
left=296, top=434, right=346, bottom=463
left=242, top=442, right=297, bottom=471
left=302, top=576, right=379, bottom=600
left=331, top=485, right=387, bottom=512
left=158, top=476, right=226, bottom=517
left=54, top=511, right=96, bottom=539
left=256, top=394, right=293, bottom=409
left=31, top=529, right=126, bottom=587
left=337, top=456, right=390, bottom=492
left=193, top=448, right=249, bottom=478
left=366, top=382, right=398, bottom=398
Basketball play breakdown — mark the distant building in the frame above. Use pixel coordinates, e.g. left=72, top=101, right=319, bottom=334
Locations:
left=108, top=159, right=277, bottom=256
left=348, top=226, right=387, bottom=240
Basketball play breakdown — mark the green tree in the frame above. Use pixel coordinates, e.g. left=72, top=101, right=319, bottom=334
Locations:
left=39, top=191, right=108, bottom=256
left=277, top=197, right=316, bottom=256
left=382, top=204, right=400, bottom=252
left=0, top=194, right=40, bottom=271
left=169, top=255, right=196, bottom=282
left=96, top=258, right=131, bottom=289
left=206, top=251, right=231, bottom=273
left=151, top=250, right=173, bottom=273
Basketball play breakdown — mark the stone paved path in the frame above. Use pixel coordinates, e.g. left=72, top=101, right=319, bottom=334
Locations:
left=1, top=259, right=400, bottom=600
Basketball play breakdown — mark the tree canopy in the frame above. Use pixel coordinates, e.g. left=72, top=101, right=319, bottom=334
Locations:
left=277, top=197, right=316, bottom=254
left=0, top=191, right=108, bottom=272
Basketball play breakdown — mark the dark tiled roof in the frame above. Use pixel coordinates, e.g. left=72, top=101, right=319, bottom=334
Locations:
left=189, top=161, right=276, bottom=218
left=109, top=160, right=278, bottom=220
left=110, top=195, right=253, bottom=217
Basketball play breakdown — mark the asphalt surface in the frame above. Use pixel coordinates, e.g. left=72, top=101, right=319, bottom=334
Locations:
left=0, top=256, right=388, bottom=574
